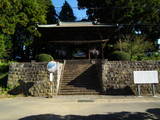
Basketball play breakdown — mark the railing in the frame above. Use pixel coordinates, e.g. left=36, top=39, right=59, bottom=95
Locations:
left=56, top=60, right=66, bottom=95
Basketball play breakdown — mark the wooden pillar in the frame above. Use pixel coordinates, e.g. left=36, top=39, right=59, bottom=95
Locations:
left=88, top=50, right=90, bottom=60
left=101, top=43, right=104, bottom=59
left=88, top=44, right=90, bottom=60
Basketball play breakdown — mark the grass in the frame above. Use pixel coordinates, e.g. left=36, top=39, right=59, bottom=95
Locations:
left=0, top=62, right=9, bottom=96
left=0, top=61, right=22, bottom=98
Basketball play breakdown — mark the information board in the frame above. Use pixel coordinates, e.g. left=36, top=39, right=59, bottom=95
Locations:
left=133, top=71, right=159, bottom=84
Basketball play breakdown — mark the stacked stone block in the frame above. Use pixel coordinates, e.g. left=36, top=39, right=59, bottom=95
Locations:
left=8, top=62, right=57, bottom=97
left=100, top=60, right=160, bottom=95
left=8, top=60, right=160, bottom=96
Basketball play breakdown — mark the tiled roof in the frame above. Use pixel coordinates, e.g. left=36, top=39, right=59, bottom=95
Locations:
left=37, top=22, right=115, bottom=28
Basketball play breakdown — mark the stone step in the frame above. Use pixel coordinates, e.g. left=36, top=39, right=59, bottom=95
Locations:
left=60, top=84, right=99, bottom=87
left=61, top=80, right=98, bottom=82
left=64, top=64, right=91, bottom=67
left=59, top=92, right=100, bottom=95
left=59, top=91, right=100, bottom=95
left=64, top=67, right=91, bottom=69
left=60, top=88, right=99, bottom=91
left=60, top=86, right=100, bottom=90
left=60, top=89, right=100, bottom=92
left=59, top=90, right=99, bottom=93
left=60, top=90, right=100, bottom=93
left=60, top=87, right=98, bottom=90
left=64, top=64, right=91, bottom=66
left=61, top=83, right=99, bottom=88
left=60, top=84, right=92, bottom=87
left=65, top=60, right=92, bottom=64
left=60, top=82, right=98, bottom=84
left=59, top=88, right=98, bottom=91
left=61, top=78, right=94, bottom=80
left=64, top=69, right=92, bottom=72
left=62, top=76, right=82, bottom=78
left=60, top=84, right=98, bottom=88
left=64, top=65, right=91, bottom=68
left=63, top=70, right=96, bottom=73
left=62, top=76, right=98, bottom=78
left=62, top=73, right=89, bottom=76
left=63, top=73, right=89, bottom=75
left=61, top=78, right=88, bottom=81
left=59, top=60, right=100, bottom=95
left=61, top=79, right=98, bottom=81
left=60, top=82, right=98, bottom=85
left=61, top=77, right=95, bottom=82
left=63, top=73, right=93, bottom=76
left=60, top=87, right=99, bottom=91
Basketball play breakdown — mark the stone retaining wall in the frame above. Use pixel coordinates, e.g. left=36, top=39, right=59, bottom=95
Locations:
left=8, top=62, right=63, bottom=97
left=8, top=60, right=160, bottom=97
left=100, top=60, right=160, bottom=95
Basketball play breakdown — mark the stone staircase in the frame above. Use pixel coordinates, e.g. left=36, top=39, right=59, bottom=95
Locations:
left=58, top=60, right=101, bottom=95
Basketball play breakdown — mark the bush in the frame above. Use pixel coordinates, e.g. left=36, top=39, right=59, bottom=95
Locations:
left=36, top=54, right=53, bottom=62
left=141, top=52, right=160, bottom=60
left=110, top=51, right=130, bottom=60
left=113, top=35, right=154, bottom=61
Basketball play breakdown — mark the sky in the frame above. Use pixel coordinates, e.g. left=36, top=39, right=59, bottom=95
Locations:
left=52, top=0, right=87, bottom=20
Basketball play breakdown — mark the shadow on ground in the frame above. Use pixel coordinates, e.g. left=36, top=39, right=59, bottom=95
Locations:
left=19, top=108, right=160, bottom=120
left=8, top=80, right=34, bottom=96
left=104, top=86, right=135, bottom=95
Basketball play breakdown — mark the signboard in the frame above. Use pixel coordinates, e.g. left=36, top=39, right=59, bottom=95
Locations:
left=133, top=71, right=159, bottom=84
left=47, top=61, right=57, bottom=73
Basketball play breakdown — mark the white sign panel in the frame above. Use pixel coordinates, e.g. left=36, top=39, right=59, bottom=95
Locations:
left=134, top=71, right=159, bottom=84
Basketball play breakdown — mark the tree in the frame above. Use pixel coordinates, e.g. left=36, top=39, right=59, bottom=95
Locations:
left=59, top=1, right=76, bottom=22
left=0, top=35, right=7, bottom=59
left=113, top=35, right=153, bottom=60
left=0, top=0, right=57, bottom=60
left=77, top=0, right=160, bottom=58
left=0, top=0, right=20, bottom=58
left=77, top=0, right=160, bottom=23
left=77, top=0, right=160, bottom=40
left=40, top=0, right=57, bottom=24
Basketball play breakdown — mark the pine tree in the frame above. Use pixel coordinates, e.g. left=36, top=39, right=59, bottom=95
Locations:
left=59, top=1, right=76, bottom=22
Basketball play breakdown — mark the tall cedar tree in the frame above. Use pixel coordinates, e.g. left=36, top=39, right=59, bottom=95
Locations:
left=59, top=1, right=76, bottom=22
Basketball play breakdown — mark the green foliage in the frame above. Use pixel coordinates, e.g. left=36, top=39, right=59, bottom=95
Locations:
left=141, top=52, right=160, bottom=60
left=59, top=1, right=76, bottom=21
left=113, top=35, right=153, bottom=61
left=0, top=35, right=6, bottom=58
left=0, top=34, right=12, bottom=59
left=110, top=51, right=130, bottom=60
left=78, top=0, right=160, bottom=24
left=0, top=61, right=17, bottom=96
left=0, top=61, right=21, bottom=96
left=0, top=0, right=56, bottom=60
left=0, top=62, right=9, bottom=72
left=77, top=0, right=160, bottom=40
left=36, top=54, right=53, bottom=62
